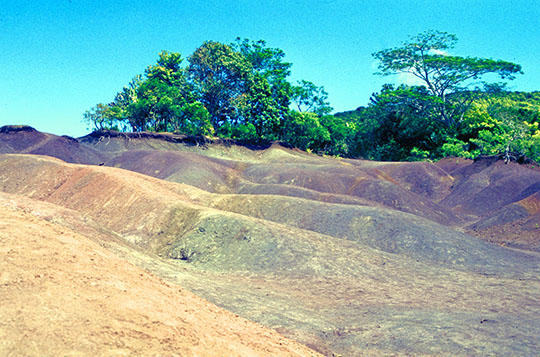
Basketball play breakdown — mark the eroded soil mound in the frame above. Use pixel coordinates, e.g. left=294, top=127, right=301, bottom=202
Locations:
left=0, top=196, right=319, bottom=357
left=435, top=157, right=540, bottom=250
left=0, top=125, right=104, bottom=164
left=2, top=128, right=540, bottom=355
left=1, top=154, right=536, bottom=274
left=2, top=153, right=540, bottom=355
left=4, top=128, right=539, bottom=239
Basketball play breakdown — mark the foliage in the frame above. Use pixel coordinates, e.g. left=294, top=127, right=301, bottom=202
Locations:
left=281, top=111, right=331, bottom=152
left=237, top=74, right=282, bottom=140
left=350, top=84, right=446, bottom=161
left=291, top=80, right=333, bottom=116
left=339, top=84, right=540, bottom=162
left=373, top=30, right=522, bottom=127
left=188, top=41, right=252, bottom=130
left=175, top=102, right=214, bottom=136
left=318, top=115, right=356, bottom=156
left=232, top=38, right=293, bottom=126
left=468, top=99, right=540, bottom=159
left=437, top=92, right=540, bottom=161
left=440, top=138, right=474, bottom=159
left=83, top=103, right=118, bottom=131
left=83, top=34, right=539, bottom=164
left=84, top=38, right=332, bottom=146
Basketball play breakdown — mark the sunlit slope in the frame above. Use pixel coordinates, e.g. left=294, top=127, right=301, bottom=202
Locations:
left=0, top=194, right=319, bottom=357
left=80, top=130, right=540, bottom=246
left=434, top=157, right=540, bottom=250
left=1, top=153, right=537, bottom=275
left=0, top=125, right=104, bottom=164
left=3, top=126, right=540, bottom=250
left=81, top=132, right=462, bottom=224
left=2, top=153, right=540, bottom=355
left=2, top=127, right=540, bottom=355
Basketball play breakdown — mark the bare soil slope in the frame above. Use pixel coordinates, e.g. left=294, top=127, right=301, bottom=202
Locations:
left=4, top=126, right=539, bottom=241
left=1, top=154, right=536, bottom=274
left=2, top=126, right=540, bottom=355
left=0, top=194, right=319, bottom=357
left=2, top=153, right=540, bottom=355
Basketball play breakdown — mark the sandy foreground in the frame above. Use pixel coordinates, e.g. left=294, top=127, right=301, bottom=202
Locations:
left=0, top=202, right=320, bottom=357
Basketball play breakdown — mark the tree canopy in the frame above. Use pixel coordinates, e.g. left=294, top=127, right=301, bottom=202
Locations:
left=83, top=33, right=540, bottom=163
left=373, top=30, right=523, bottom=127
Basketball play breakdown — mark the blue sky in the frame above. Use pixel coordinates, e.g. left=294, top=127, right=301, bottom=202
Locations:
left=1, top=0, right=539, bottom=137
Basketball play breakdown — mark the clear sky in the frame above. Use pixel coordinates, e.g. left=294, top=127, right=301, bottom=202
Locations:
left=1, top=0, right=539, bottom=137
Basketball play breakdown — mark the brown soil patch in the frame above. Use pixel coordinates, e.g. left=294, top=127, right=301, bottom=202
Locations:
left=518, top=191, right=540, bottom=215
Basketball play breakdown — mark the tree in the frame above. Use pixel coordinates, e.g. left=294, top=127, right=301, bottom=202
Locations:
left=281, top=111, right=331, bottom=152
left=291, top=80, right=333, bottom=116
left=133, top=51, right=192, bottom=132
left=318, top=114, right=356, bottom=156
left=236, top=74, right=282, bottom=139
left=232, top=38, right=292, bottom=84
left=356, top=84, right=446, bottom=160
left=83, top=39, right=337, bottom=147
left=83, top=103, right=117, bottom=131
left=188, top=41, right=253, bottom=131
left=108, top=75, right=143, bottom=130
left=232, top=38, right=294, bottom=136
left=146, top=51, right=188, bottom=87
left=439, top=92, right=540, bottom=162
left=469, top=98, right=540, bottom=161
left=175, top=102, right=213, bottom=136
left=103, top=51, right=195, bottom=133
left=373, top=30, right=522, bottom=127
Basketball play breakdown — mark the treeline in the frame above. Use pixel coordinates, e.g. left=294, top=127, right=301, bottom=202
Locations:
left=84, top=32, right=540, bottom=162
left=339, top=88, right=540, bottom=162
left=84, top=38, right=335, bottom=147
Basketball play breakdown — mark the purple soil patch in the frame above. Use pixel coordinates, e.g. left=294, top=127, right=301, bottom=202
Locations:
left=373, top=161, right=455, bottom=202
left=441, top=161, right=540, bottom=216
left=104, top=150, right=239, bottom=193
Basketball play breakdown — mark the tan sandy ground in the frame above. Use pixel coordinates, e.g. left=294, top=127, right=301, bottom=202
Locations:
left=0, top=203, right=320, bottom=357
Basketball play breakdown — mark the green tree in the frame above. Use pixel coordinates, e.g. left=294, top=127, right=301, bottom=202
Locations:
left=439, top=92, right=540, bottom=162
left=135, top=51, right=192, bottom=132
left=352, top=84, right=445, bottom=160
left=84, top=39, right=338, bottom=148
left=318, top=115, right=356, bottom=156
left=83, top=103, right=117, bottom=131
left=105, top=51, right=195, bottom=133
left=188, top=41, right=253, bottom=131
left=469, top=99, right=540, bottom=161
left=373, top=30, right=522, bottom=127
left=110, top=75, right=144, bottom=130
left=291, top=80, right=333, bottom=116
left=175, top=102, right=213, bottom=136
left=236, top=74, right=282, bottom=139
left=232, top=38, right=292, bottom=85
left=281, top=111, right=331, bottom=152
left=232, top=38, right=294, bottom=137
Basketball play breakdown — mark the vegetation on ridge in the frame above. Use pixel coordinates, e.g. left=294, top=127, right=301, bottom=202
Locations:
left=84, top=31, right=540, bottom=162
